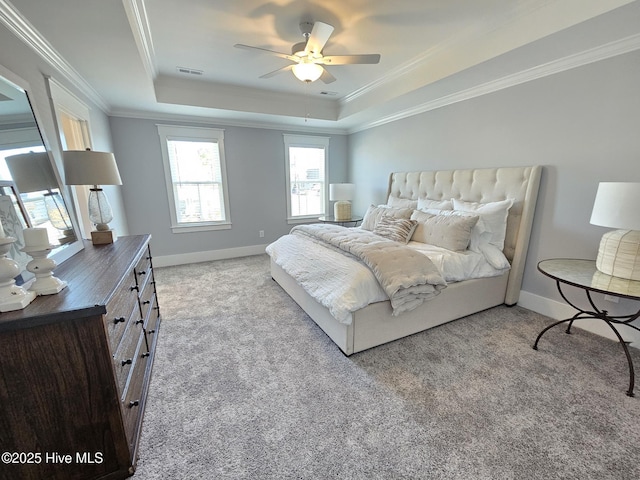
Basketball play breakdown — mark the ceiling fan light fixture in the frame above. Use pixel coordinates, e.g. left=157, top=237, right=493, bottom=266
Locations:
left=292, top=62, right=323, bottom=82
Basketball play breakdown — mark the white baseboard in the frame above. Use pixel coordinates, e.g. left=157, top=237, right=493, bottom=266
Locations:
left=518, top=290, right=640, bottom=349
left=153, top=244, right=269, bottom=268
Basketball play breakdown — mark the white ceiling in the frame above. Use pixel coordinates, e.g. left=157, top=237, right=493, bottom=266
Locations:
left=5, top=0, right=640, bottom=132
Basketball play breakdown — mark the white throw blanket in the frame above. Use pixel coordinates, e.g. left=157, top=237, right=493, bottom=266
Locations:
left=291, top=224, right=446, bottom=316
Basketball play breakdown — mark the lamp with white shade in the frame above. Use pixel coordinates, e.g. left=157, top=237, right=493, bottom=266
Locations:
left=5, top=151, right=75, bottom=244
left=63, top=149, right=122, bottom=245
left=329, top=183, right=355, bottom=221
left=590, top=182, right=640, bottom=281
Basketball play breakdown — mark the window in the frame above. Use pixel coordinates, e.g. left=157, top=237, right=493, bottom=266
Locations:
left=284, top=134, right=329, bottom=222
left=158, top=125, right=231, bottom=233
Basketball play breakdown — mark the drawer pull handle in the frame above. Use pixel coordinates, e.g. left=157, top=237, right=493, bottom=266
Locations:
left=148, top=329, right=155, bottom=335
left=130, top=285, right=139, bottom=292
left=121, top=358, right=133, bottom=366
left=138, top=270, right=147, bottom=275
left=141, top=352, right=150, bottom=358
left=142, top=300, right=151, bottom=305
left=128, top=400, right=139, bottom=408
left=113, top=316, right=126, bottom=324
left=135, top=319, right=144, bottom=325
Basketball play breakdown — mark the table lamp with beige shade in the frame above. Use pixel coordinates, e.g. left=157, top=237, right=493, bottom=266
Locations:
left=63, top=149, right=122, bottom=245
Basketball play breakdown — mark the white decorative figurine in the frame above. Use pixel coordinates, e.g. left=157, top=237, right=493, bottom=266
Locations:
left=22, top=227, right=67, bottom=295
left=0, top=222, right=36, bottom=311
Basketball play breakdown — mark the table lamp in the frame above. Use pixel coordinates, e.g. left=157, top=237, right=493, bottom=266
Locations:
left=5, top=151, right=75, bottom=244
left=329, top=183, right=355, bottom=221
left=590, top=182, right=640, bottom=281
left=63, top=149, right=122, bottom=245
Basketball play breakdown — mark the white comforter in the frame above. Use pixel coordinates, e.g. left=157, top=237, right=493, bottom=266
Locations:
left=266, top=230, right=509, bottom=325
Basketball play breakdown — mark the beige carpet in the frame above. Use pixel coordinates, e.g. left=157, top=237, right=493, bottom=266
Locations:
left=133, top=254, right=640, bottom=479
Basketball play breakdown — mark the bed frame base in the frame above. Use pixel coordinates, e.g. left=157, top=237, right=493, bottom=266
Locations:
left=272, top=259, right=509, bottom=356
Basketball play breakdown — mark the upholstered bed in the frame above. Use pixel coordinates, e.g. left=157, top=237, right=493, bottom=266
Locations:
left=268, top=166, right=542, bottom=355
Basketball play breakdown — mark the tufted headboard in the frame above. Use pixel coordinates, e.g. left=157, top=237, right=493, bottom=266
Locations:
left=387, top=166, right=542, bottom=305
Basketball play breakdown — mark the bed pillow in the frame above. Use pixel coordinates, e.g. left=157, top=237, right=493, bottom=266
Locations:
left=373, top=216, right=418, bottom=244
left=410, top=210, right=479, bottom=251
left=452, top=198, right=514, bottom=250
left=476, top=243, right=511, bottom=270
left=361, top=205, right=413, bottom=231
left=386, top=195, right=418, bottom=210
left=417, top=198, right=453, bottom=211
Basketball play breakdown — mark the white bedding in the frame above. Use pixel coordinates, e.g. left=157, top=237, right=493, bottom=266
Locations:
left=266, top=231, right=509, bottom=325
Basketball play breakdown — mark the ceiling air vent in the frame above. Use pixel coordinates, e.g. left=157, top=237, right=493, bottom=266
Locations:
left=176, top=67, right=203, bottom=76
left=320, top=91, right=338, bottom=96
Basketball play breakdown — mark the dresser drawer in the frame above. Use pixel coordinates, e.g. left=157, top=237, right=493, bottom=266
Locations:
left=104, top=278, right=139, bottom=351
left=138, top=272, right=155, bottom=319
left=121, top=337, right=150, bottom=451
left=143, top=296, right=160, bottom=354
left=113, top=315, right=145, bottom=395
left=134, top=250, right=152, bottom=287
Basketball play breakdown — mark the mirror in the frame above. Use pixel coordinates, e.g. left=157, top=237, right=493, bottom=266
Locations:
left=0, top=72, right=79, bottom=279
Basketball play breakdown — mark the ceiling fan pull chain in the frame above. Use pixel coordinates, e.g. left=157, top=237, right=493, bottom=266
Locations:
left=304, top=80, right=310, bottom=122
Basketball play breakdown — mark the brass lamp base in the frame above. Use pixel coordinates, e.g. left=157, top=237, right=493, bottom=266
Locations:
left=91, top=230, right=117, bottom=245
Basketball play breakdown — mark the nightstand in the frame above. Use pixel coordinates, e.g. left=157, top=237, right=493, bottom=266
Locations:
left=533, top=258, right=640, bottom=396
left=318, top=215, right=362, bottom=227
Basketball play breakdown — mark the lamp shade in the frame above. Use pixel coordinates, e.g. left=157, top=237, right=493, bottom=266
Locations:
left=63, top=149, right=122, bottom=186
left=590, top=182, right=640, bottom=230
left=329, top=183, right=355, bottom=202
left=5, top=152, right=57, bottom=193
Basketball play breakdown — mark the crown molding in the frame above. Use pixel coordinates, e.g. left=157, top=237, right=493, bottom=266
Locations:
left=348, top=32, right=640, bottom=134
left=341, top=0, right=539, bottom=107
left=122, top=0, right=157, bottom=80
left=342, top=0, right=636, bottom=112
left=108, top=108, right=349, bottom=135
left=0, top=0, right=110, bottom=112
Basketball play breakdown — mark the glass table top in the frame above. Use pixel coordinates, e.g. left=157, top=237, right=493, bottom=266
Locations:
left=538, top=259, right=640, bottom=300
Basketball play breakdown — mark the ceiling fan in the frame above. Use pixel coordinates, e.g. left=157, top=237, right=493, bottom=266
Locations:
left=234, top=21, right=381, bottom=84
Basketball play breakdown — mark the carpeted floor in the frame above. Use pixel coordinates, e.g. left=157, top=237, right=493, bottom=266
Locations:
left=133, top=255, right=640, bottom=479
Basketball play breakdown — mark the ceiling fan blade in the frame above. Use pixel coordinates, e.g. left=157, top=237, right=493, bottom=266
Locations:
left=259, top=64, right=294, bottom=79
left=304, top=21, right=334, bottom=56
left=234, top=44, right=298, bottom=62
left=321, top=54, right=381, bottom=65
left=320, top=68, right=336, bottom=84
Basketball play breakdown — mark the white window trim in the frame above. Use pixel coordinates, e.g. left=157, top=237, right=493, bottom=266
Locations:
left=283, top=134, right=329, bottom=223
left=157, top=124, right=231, bottom=233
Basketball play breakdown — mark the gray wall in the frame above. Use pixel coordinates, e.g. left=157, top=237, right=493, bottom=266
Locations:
left=109, top=116, right=348, bottom=257
left=348, top=50, right=640, bottom=308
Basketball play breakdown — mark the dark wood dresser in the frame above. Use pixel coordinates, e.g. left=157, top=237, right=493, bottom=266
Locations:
left=0, top=235, right=161, bottom=480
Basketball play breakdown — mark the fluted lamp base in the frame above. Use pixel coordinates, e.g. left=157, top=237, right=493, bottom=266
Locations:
left=334, top=201, right=352, bottom=221
left=596, top=229, right=640, bottom=281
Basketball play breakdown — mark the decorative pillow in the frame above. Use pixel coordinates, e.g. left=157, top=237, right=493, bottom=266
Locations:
left=410, top=210, right=479, bottom=251
left=387, top=195, right=418, bottom=210
left=452, top=198, right=514, bottom=250
left=417, top=197, right=453, bottom=211
left=373, top=216, right=418, bottom=244
left=361, top=205, right=413, bottom=231
left=419, top=208, right=491, bottom=252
